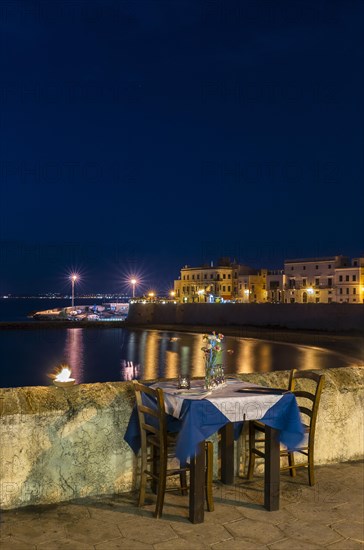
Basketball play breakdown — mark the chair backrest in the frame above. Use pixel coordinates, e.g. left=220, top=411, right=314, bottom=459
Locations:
left=132, top=381, right=167, bottom=457
left=289, top=370, right=325, bottom=444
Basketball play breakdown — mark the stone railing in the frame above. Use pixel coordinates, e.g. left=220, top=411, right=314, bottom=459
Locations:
left=126, top=303, right=364, bottom=331
left=0, top=366, right=363, bottom=510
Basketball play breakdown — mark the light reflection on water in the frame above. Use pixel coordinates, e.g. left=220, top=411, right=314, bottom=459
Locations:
left=64, top=328, right=84, bottom=383
left=64, top=329, right=360, bottom=384
left=0, top=327, right=360, bottom=388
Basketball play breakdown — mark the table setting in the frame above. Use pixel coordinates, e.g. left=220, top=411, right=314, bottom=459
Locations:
left=124, top=330, right=305, bottom=523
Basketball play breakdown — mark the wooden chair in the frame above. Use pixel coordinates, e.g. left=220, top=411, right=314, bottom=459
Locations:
left=247, top=370, right=325, bottom=486
left=133, top=380, right=214, bottom=518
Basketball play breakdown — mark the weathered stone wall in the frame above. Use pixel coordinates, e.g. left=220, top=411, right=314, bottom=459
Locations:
left=127, top=303, right=364, bottom=331
left=0, top=367, right=363, bottom=510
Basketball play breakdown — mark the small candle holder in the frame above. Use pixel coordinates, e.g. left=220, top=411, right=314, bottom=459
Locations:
left=177, top=374, right=191, bottom=389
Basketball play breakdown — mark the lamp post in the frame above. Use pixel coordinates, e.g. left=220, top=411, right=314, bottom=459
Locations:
left=130, top=278, right=137, bottom=299
left=71, top=275, right=77, bottom=309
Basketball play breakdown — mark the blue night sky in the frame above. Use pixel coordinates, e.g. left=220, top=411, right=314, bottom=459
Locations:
left=0, top=0, right=363, bottom=294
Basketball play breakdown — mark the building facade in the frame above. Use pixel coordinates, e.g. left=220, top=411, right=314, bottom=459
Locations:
left=335, top=257, right=364, bottom=303
left=283, top=256, right=349, bottom=304
left=174, top=255, right=364, bottom=304
left=174, top=260, right=256, bottom=303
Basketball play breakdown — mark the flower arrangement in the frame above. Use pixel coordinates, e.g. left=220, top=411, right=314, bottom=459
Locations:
left=201, top=332, right=225, bottom=390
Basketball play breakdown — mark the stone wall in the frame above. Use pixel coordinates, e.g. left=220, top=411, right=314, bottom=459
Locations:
left=126, top=303, right=364, bottom=331
left=0, top=367, right=363, bottom=510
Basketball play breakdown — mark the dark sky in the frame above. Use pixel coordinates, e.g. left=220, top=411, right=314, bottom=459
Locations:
left=0, top=0, right=363, bottom=294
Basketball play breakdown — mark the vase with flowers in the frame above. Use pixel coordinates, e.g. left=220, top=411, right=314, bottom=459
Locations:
left=201, top=331, right=225, bottom=390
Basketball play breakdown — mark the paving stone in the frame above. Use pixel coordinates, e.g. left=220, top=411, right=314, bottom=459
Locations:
left=211, top=538, right=267, bottom=549
left=0, top=509, right=40, bottom=524
left=0, top=518, right=66, bottom=545
left=278, top=519, right=343, bottom=546
left=119, top=518, right=178, bottom=545
left=37, top=538, right=94, bottom=549
left=286, top=504, right=345, bottom=525
left=38, top=504, right=91, bottom=522
left=65, top=518, right=121, bottom=545
left=268, top=537, right=323, bottom=549
left=237, top=504, right=297, bottom=525
left=88, top=506, right=138, bottom=524
left=331, top=521, right=364, bottom=542
left=170, top=521, right=231, bottom=546
left=95, top=537, right=153, bottom=549
left=155, top=538, right=209, bottom=549
left=0, top=537, right=36, bottom=549
left=224, top=518, right=284, bottom=545
left=0, top=462, right=362, bottom=550
left=327, top=538, right=364, bottom=549
left=333, top=502, right=364, bottom=519
left=201, top=503, right=245, bottom=524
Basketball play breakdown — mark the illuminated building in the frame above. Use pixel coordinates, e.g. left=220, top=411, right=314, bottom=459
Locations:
left=283, top=256, right=349, bottom=303
left=335, top=257, right=364, bottom=304
left=174, top=255, right=364, bottom=304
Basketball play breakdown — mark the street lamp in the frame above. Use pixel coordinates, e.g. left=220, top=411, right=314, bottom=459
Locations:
left=70, top=275, right=78, bottom=309
left=130, top=278, right=137, bottom=299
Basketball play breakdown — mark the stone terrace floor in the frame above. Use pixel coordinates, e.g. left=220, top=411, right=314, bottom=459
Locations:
left=1, top=461, right=363, bottom=549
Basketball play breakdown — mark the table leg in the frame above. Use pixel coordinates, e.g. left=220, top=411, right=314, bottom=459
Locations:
left=220, top=423, right=234, bottom=485
left=264, top=425, right=280, bottom=511
left=189, top=440, right=205, bottom=523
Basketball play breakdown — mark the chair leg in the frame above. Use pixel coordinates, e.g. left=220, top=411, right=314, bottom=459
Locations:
left=154, top=454, right=167, bottom=518
left=138, top=450, right=148, bottom=507
left=288, top=451, right=296, bottom=477
left=308, top=446, right=315, bottom=486
left=151, top=446, right=159, bottom=494
left=179, top=468, right=188, bottom=496
left=247, top=422, right=256, bottom=480
left=205, top=441, right=214, bottom=512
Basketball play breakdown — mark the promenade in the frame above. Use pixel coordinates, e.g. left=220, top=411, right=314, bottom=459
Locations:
left=1, top=461, right=363, bottom=549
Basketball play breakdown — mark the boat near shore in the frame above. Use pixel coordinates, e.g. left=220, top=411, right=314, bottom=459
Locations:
left=30, top=303, right=129, bottom=322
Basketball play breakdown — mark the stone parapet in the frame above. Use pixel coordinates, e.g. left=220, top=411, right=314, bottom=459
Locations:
left=126, top=303, right=364, bottom=331
left=0, top=367, right=363, bottom=509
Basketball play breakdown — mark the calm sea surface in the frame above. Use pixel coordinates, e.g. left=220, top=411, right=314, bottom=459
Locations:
left=0, top=299, right=361, bottom=388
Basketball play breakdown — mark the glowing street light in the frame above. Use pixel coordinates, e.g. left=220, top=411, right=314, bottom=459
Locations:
left=130, top=278, right=137, bottom=298
left=70, top=274, right=78, bottom=309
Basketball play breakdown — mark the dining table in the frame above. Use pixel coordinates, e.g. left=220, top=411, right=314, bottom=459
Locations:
left=124, top=378, right=305, bottom=524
